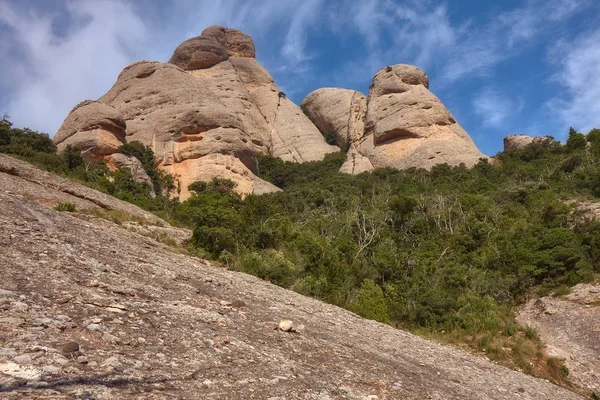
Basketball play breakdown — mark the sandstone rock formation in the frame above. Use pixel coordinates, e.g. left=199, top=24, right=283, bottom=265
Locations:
left=55, top=27, right=485, bottom=193
left=54, top=27, right=336, bottom=199
left=302, top=65, right=485, bottom=174
left=0, top=186, right=584, bottom=399
left=301, top=88, right=367, bottom=147
left=504, top=135, right=553, bottom=151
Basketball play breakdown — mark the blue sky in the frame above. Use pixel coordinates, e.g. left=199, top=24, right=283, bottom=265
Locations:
left=1, top=0, right=599, bottom=155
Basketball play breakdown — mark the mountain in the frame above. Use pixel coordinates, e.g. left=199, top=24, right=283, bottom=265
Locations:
left=53, top=26, right=484, bottom=199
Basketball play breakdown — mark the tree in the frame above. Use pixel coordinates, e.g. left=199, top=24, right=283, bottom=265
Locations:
left=566, top=127, right=586, bottom=151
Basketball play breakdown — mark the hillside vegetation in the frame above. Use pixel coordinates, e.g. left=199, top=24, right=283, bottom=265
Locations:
left=3, top=116, right=600, bottom=388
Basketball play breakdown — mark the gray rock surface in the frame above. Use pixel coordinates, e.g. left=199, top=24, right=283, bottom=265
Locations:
left=517, top=283, right=600, bottom=394
left=0, top=185, right=583, bottom=399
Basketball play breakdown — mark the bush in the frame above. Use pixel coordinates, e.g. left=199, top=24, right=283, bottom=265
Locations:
left=54, top=203, right=76, bottom=212
left=348, top=279, right=390, bottom=323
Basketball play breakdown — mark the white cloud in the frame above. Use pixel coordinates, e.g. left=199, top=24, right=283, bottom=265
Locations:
left=472, top=87, right=523, bottom=128
left=547, top=28, right=600, bottom=133
left=0, top=0, right=147, bottom=135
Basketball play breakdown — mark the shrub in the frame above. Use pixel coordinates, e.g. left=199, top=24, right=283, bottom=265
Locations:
left=566, top=127, right=587, bottom=151
left=54, top=202, right=76, bottom=212
left=348, top=279, right=390, bottom=323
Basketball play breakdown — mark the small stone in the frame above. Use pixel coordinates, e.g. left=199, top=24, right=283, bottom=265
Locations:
left=231, top=300, right=246, bottom=308
left=0, top=289, right=17, bottom=297
left=86, top=323, right=101, bottom=331
left=53, top=355, right=69, bottom=366
left=91, top=318, right=102, bottom=324
left=42, top=365, right=60, bottom=374
left=101, top=356, right=120, bottom=369
left=77, top=356, right=89, bottom=364
left=12, top=301, right=28, bottom=311
left=61, top=341, right=80, bottom=354
left=278, top=320, right=294, bottom=332
left=55, top=315, right=72, bottom=322
left=13, top=354, right=32, bottom=364
left=202, top=379, right=214, bottom=387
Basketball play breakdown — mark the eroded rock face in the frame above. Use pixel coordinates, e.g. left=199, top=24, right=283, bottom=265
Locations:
left=301, top=88, right=367, bottom=147
left=55, top=26, right=337, bottom=199
left=302, top=64, right=485, bottom=174
left=202, top=25, right=256, bottom=58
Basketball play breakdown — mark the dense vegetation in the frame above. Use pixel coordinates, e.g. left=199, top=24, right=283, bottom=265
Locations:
left=3, top=116, right=600, bottom=386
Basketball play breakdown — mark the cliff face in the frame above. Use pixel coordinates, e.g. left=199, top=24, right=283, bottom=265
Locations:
left=0, top=166, right=583, bottom=398
left=54, top=26, right=486, bottom=198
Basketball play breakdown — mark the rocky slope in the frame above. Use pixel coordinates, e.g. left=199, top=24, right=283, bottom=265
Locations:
left=0, top=161, right=584, bottom=399
left=0, top=153, right=191, bottom=246
left=517, top=284, right=600, bottom=394
left=302, top=65, right=485, bottom=174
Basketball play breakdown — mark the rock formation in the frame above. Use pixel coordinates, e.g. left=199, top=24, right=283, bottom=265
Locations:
left=504, top=135, right=552, bottom=151
left=54, top=26, right=335, bottom=199
left=302, top=64, right=485, bottom=174
left=55, top=27, right=485, bottom=195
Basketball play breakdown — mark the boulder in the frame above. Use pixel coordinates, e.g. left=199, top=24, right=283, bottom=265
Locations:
left=168, top=36, right=229, bottom=70
left=504, top=135, right=552, bottom=151
left=54, top=100, right=126, bottom=158
left=106, top=153, right=152, bottom=184
left=339, top=146, right=374, bottom=175
left=272, top=97, right=339, bottom=162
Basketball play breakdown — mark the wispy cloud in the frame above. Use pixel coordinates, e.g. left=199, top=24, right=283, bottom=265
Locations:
left=441, top=0, right=590, bottom=83
left=546, top=28, right=600, bottom=133
left=0, top=0, right=147, bottom=135
left=472, top=87, right=523, bottom=128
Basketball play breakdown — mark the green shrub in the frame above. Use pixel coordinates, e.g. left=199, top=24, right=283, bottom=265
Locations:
left=54, top=202, right=76, bottom=212
left=348, top=279, right=390, bottom=324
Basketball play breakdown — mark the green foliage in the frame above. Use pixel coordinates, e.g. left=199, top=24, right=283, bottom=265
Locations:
left=5, top=117, right=599, bottom=385
left=0, top=117, right=57, bottom=156
left=54, top=202, right=76, bottom=212
left=348, top=279, right=390, bottom=323
left=566, top=127, right=587, bottom=151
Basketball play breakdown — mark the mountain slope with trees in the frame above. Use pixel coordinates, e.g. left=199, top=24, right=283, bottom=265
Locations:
left=2, top=117, right=600, bottom=394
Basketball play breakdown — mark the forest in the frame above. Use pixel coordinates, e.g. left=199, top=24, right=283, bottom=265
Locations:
left=3, top=116, right=600, bottom=385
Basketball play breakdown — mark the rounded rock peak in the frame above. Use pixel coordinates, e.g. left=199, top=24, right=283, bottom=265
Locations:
left=54, top=100, right=126, bottom=145
left=375, top=64, right=429, bottom=89
left=201, top=25, right=256, bottom=58
left=169, top=35, right=229, bottom=71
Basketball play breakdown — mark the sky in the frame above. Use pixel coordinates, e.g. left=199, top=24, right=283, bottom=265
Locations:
left=1, top=0, right=599, bottom=156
